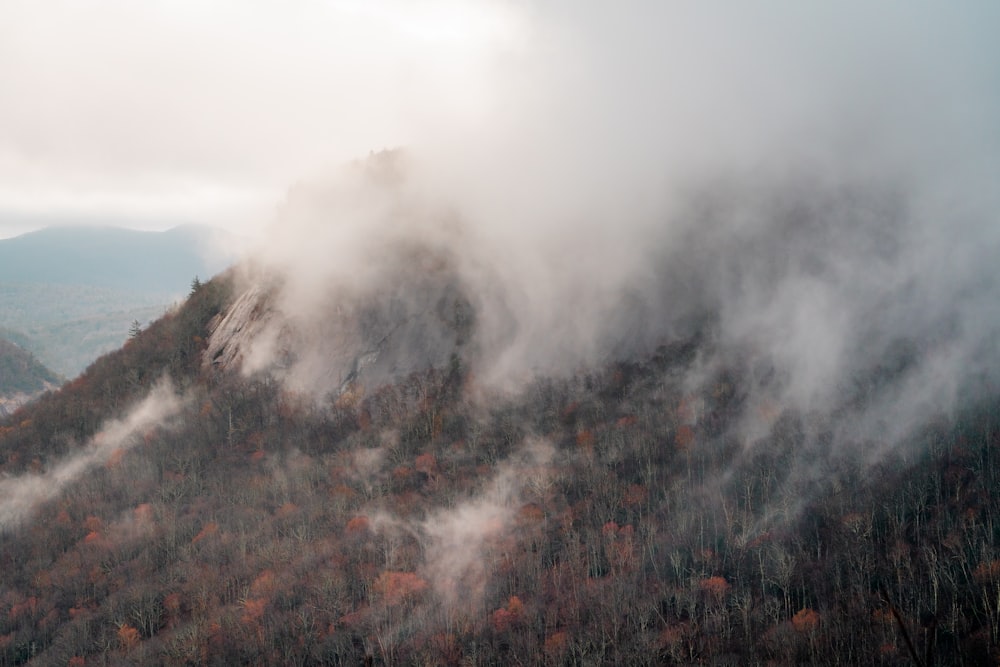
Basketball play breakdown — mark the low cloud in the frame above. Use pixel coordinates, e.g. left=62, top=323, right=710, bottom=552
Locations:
left=0, top=379, right=186, bottom=531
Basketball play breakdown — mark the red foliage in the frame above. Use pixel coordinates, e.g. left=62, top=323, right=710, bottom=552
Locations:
left=517, top=504, right=545, bottom=524
left=8, top=596, right=38, bottom=621
left=164, top=592, right=183, bottom=621
left=192, top=522, right=219, bottom=544
left=241, top=598, right=267, bottom=625
left=374, top=571, right=428, bottom=606
left=251, top=570, right=277, bottom=597
left=623, top=484, right=648, bottom=507
left=346, top=515, right=370, bottom=534
left=117, top=623, right=141, bottom=651
left=415, top=452, right=438, bottom=475
left=133, top=503, right=153, bottom=523
left=544, top=631, right=569, bottom=659
left=105, top=448, right=126, bottom=468
left=792, top=608, right=821, bottom=633
left=616, top=415, right=638, bottom=428
left=973, top=559, right=1000, bottom=582
left=491, top=596, right=525, bottom=632
left=699, top=576, right=731, bottom=598
left=275, top=502, right=298, bottom=518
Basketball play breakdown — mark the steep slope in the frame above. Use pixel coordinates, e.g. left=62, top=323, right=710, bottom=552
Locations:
left=0, top=266, right=998, bottom=665
left=1, top=153, right=999, bottom=664
left=0, top=337, right=60, bottom=417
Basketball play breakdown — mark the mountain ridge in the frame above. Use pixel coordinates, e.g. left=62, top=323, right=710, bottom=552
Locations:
left=0, top=224, right=236, bottom=293
left=0, top=263, right=996, bottom=664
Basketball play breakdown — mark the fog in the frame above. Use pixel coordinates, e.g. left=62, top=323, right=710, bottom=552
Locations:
left=194, top=3, right=1000, bottom=478
left=0, top=380, right=185, bottom=531
left=6, top=0, right=1000, bottom=513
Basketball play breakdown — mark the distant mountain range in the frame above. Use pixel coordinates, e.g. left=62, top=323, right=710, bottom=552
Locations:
left=0, top=224, right=235, bottom=293
left=0, top=224, right=239, bottom=377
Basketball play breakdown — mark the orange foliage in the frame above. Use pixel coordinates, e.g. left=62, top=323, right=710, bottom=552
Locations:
left=251, top=570, right=277, bottom=597
left=374, top=571, right=428, bottom=606
left=241, top=598, right=267, bottom=625
left=517, top=504, right=545, bottom=524
left=83, top=515, right=103, bottom=533
left=82, top=531, right=103, bottom=544
left=117, top=623, right=141, bottom=651
left=105, top=447, right=126, bottom=468
left=68, top=657, right=86, bottom=667
left=973, top=559, right=1000, bottom=582
left=192, top=521, right=219, bottom=544
left=346, top=516, right=370, bottom=534
left=415, top=452, right=438, bottom=475
left=491, top=596, right=525, bottom=632
left=616, top=415, right=638, bottom=428
left=133, top=503, right=153, bottom=523
left=8, top=596, right=38, bottom=621
left=623, top=483, right=648, bottom=507
left=164, top=593, right=182, bottom=617
left=332, top=483, right=357, bottom=500
left=275, top=502, right=298, bottom=518
left=659, top=623, right=689, bottom=649
left=699, top=576, right=731, bottom=598
left=544, top=631, right=569, bottom=658
left=792, top=607, right=821, bottom=633
left=575, top=430, right=594, bottom=449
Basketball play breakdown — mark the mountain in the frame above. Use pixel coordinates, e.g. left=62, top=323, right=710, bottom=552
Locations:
left=0, top=267, right=997, bottom=665
left=0, top=336, right=60, bottom=417
left=0, top=225, right=233, bottom=293
left=0, top=225, right=238, bottom=377
left=1, top=158, right=998, bottom=664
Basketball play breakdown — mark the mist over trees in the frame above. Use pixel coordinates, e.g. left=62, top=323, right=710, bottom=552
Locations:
left=0, top=233, right=998, bottom=664
left=2, top=2, right=999, bottom=664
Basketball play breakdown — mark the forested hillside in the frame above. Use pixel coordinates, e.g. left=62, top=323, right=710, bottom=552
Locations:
left=1, top=270, right=997, bottom=665
left=0, top=338, right=59, bottom=418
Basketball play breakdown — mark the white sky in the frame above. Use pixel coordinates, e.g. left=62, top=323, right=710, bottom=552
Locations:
left=1, top=1, right=997, bottom=239
left=0, top=0, right=530, bottom=237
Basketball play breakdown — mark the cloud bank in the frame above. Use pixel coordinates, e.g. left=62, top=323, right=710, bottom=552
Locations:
left=203, top=3, right=1000, bottom=469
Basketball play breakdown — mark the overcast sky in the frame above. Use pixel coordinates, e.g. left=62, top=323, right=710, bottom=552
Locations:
left=1, top=1, right=997, bottom=239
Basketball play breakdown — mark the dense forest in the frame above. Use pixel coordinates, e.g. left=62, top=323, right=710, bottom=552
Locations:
left=1, top=269, right=997, bottom=666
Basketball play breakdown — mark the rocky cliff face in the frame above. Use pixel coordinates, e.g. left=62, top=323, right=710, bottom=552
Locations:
left=204, top=244, right=474, bottom=401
